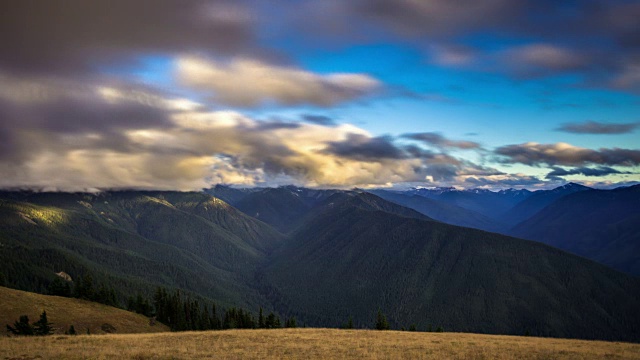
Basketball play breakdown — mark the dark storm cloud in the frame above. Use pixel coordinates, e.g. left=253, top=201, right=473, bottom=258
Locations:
left=0, top=0, right=258, bottom=74
left=495, top=142, right=640, bottom=167
left=556, top=121, right=640, bottom=134
left=323, top=134, right=407, bottom=161
left=302, top=114, right=337, bottom=126
left=402, top=132, right=481, bottom=150
left=545, top=166, right=631, bottom=179
left=254, top=120, right=302, bottom=131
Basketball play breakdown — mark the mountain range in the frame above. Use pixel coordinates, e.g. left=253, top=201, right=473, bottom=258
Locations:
left=2, top=186, right=639, bottom=341
left=363, top=183, right=639, bottom=276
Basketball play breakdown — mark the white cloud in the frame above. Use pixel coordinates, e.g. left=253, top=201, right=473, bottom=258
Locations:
left=175, top=56, right=381, bottom=107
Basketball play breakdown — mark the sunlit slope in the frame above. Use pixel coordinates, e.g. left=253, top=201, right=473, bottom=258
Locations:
left=0, top=286, right=169, bottom=334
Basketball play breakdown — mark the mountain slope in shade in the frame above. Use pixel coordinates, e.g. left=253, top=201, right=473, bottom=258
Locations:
left=262, top=192, right=640, bottom=341
left=368, top=190, right=504, bottom=232
left=211, top=186, right=343, bottom=233
left=510, top=185, right=640, bottom=276
left=0, top=191, right=284, bottom=308
left=502, top=183, right=591, bottom=227
left=407, top=188, right=533, bottom=222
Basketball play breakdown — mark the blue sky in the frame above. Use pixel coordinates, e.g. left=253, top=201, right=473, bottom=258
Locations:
left=0, top=0, right=638, bottom=190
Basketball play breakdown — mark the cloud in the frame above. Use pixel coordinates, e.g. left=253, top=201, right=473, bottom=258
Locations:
left=402, top=132, right=481, bottom=150
left=175, top=56, right=381, bottom=107
left=545, top=166, right=632, bottom=179
left=353, top=0, right=522, bottom=38
left=0, top=1, right=260, bottom=74
left=463, top=173, right=546, bottom=189
left=499, top=43, right=587, bottom=77
left=495, top=142, right=640, bottom=167
left=302, top=114, right=337, bottom=126
left=0, top=74, right=490, bottom=190
left=323, top=134, right=407, bottom=161
left=556, top=121, right=640, bottom=134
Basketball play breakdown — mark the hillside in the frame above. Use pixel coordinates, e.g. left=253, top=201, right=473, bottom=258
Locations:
left=0, top=191, right=284, bottom=308
left=369, top=189, right=504, bottom=232
left=501, top=183, right=591, bottom=227
left=0, top=286, right=168, bottom=335
left=2, top=189, right=640, bottom=342
left=1, top=328, right=639, bottom=360
left=263, top=192, right=640, bottom=341
left=511, top=185, right=640, bottom=275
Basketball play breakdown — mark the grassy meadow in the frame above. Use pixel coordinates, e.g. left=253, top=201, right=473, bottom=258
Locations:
left=0, top=286, right=168, bottom=335
left=1, top=328, right=639, bottom=360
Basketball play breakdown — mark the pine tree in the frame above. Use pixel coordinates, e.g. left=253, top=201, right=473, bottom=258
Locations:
left=346, top=316, right=354, bottom=329
left=285, top=316, right=297, bottom=328
left=258, top=307, right=265, bottom=328
left=33, top=310, right=53, bottom=335
left=48, top=277, right=71, bottom=297
left=66, top=325, right=77, bottom=335
left=6, top=315, right=34, bottom=336
left=375, top=309, right=390, bottom=330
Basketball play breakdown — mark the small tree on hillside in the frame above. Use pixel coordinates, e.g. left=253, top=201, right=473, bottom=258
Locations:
left=7, top=315, right=34, bottom=336
left=33, top=310, right=53, bottom=335
left=375, top=309, right=390, bottom=330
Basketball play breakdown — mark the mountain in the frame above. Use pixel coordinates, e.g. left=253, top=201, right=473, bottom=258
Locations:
left=403, top=187, right=533, bottom=223
left=502, top=183, right=591, bottom=227
left=2, top=188, right=640, bottom=342
left=368, top=190, right=504, bottom=232
left=262, top=191, right=640, bottom=341
left=207, top=186, right=342, bottom=233
left=0, top=191, right=284, bottom=308
left=510, top=185, right=640, bottom=276
left=0, top=286, right=169, bottom=334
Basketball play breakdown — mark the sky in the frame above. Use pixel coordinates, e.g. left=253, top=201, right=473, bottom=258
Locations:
left=0, top=0, right=639, bottom=191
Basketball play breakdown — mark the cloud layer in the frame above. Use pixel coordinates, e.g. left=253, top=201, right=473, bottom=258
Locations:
left=495, top=142, right=640, bottom=167
left=176, top=57, right=381, bottom=107
left=556, top=121, right=640, bottom=134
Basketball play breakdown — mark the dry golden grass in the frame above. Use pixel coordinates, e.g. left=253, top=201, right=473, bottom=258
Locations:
left=0, top=286, right=168, bottom=335
left=1, top=328, right=639, bottom=360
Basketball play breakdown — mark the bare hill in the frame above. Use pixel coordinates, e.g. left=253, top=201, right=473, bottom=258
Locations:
left=0, top=286, right=168, bottom=335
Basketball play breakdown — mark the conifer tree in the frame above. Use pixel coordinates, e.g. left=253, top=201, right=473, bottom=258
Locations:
left=33, top=310, right=53, bottom=335
left=258, top=307, right=265, bottom=328
left=375, top=309, right=390, bottom=330
left=6, top=315, right=34, bottom=336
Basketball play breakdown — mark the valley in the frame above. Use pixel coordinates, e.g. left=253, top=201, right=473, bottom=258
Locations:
left=1, top=186, right=639, bottom=342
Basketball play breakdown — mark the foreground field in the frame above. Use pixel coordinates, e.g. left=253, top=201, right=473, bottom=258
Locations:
left=1, top=328, right=639, bottom=359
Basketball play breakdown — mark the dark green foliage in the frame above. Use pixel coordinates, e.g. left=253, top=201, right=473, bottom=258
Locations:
left=436, top=326, right=444, bottom=333
left=7, top=315, right=34, bottom=336
left=0, top=272, right=6, bottom=287
left=48, top=277, right=71, bottom=297
left=285, top=316, right=297, bottom=328
left=33, top=310, right=53, bottom=335
left=343, top=316, right=354, bottom=329
left=258, top=307, right=265, bottom=329
left=375, top=309, right=390, bottom=330
left=409, top=324, right=417, bottom=332
left=7, top=311, right=52, bottom=336
left=73, top=274, right=95, bottom=300
left=264, top=312, right=281, bottom=329
left=128, top=293, right=152, bottom=317
left=66, top=325, right=77, bottom=335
